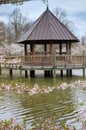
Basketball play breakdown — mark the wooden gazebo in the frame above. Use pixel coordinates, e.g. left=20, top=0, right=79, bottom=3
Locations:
left=17, top=7, right=79, bottom=77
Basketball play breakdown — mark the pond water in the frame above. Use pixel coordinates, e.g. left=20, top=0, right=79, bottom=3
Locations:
left=0, top=76, right=86, bottom=129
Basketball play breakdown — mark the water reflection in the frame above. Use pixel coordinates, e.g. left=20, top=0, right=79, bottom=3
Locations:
left=0, top=77, right=86, bottom=129
left=0, top=88, right=75, bottom=128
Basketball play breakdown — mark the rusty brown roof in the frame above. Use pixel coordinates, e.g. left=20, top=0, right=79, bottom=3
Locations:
left=17, top=7, right=79, bottom=43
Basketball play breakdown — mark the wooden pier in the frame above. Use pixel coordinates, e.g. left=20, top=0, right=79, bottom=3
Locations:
left=0, top=53, right=86, bottom=78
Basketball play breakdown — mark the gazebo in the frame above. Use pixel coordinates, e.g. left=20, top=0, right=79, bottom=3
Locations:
left=17, top=7, right=79, bottom=77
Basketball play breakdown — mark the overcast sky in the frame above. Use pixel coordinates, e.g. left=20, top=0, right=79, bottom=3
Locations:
left=0, top=0, right=86, bottom=38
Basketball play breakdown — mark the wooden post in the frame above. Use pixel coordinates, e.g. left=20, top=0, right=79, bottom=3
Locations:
left=25, top=69, right=28, bottom=78
left=44, top=44, right=47, bottom=53
left=59, top=43, right=62, bottom=55
left=30, top=70, right=35, bottom=77
left=9, top=68, right=13, bottom=79
left=53, top=50, right=56, bottom=77
left=61, top=69, right=63, bottom=77
left=83, top=51, right=85, bottom=77
left=0, top=64, right=2, bottom=75
left=66, top=43, right=68, bottom=54
left=50, top=44, right=53, bottom=55
left=24, top=44, right=27, bottom=55
left=44, top=70, right=53, bottom=77
left=44, top=70, right=47, bottom=77
left=70, top=69, right=72, bottom=77
left=20, top=52, right=22, bottom=78
left=31, top=43, right=35, bottom=62
left=83, top=67, right=85, bottom=77
left=32, top=44, right=35, bottom=55
left=66, top=69, right=69, bottom=77
left=69, top=43, right=71, bottom=55
left=50, top=70, right=53, bottom=77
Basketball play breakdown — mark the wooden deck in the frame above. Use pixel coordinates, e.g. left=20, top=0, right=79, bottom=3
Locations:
left=0, top=54, right=86, bottom=77
left=0, top=54, right=86, bottom=69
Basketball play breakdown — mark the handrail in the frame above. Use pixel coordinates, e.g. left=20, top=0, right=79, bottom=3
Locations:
left=0, top=54, right=86, bottom=68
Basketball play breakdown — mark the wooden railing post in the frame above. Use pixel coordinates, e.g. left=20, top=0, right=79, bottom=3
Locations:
left=83, top=51, right=86, bottom=65
left=83, top=51, right=85, bottom=77
left=20, top=52, right=23, bottom=78
left=52, top=50, right=56, bottom=77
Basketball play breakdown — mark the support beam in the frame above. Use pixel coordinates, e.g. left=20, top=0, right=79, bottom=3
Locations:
left=66, top=43, right=69, bottom=54
left=66, top=69, right=72, bottom=77
left=69, top=43, right=71, bottom=55
left=9, top=68, right=13, bottom=79
left=66, top=69, right=69, bottom=77
left=44, top=70, right=53, bottom=77
left=25, top=70, right=28, bottom=78
left=32, top=44, right=35, bottom=55
left=83, top=67, right=85, bottom=77
left=70, top=69, right=72, bottom=77
left=61, top=69, right=63, bottom=77
left=30, top=44, right=35, bottom=55
left=44, top=70, right=48, bottom=77
left=24, top=44, right=27, bottom=55
left=44, top=44, right=47, bottom=53
left=24, top=44, right=28, bottom=62
left=59, top=43, right=62, bottom=55
left=50, top=44, right=53, bottom=55
left=30, top=70, right=35, bottom=77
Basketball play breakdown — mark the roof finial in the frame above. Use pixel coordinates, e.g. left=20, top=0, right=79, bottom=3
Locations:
left=46, top=0, right=49, bottom=9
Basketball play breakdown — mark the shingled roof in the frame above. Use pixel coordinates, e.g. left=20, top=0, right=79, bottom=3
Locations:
left=17, top=7, right=79, bottom=44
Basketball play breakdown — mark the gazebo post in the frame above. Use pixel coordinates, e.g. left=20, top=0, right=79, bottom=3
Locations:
left=59, top=43, right=62, bottom=55
left=30, top=43, right=35, bottom=77
left=69, top=42, right=72, bottom=76
left=24, top=43, right=28, bottom=62
left=66, top=42, right=72, bottom=77
left=66, top=43, right=69, bottom=54
left=69, top=42, right=71, bottom=55
left=50, top=43, right=53, bottom=77
left=50, top=43, right=53, bottom=55
left=24, top=43, right=28, bottom=78
left=32, top=43, right=35, bottom=56
left=59, top=43, right=63, bottom=76
left=44, top=44, right=47, bottom=54
left=24, top=44, right=27, bottom=55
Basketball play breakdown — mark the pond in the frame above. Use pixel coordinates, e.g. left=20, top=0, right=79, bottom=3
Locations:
left=0, top=76, right=86, bottom=129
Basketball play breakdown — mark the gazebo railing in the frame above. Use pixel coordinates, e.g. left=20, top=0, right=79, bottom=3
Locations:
left=0, top=54, right=86, bottom=68
left=22, top=54, right=86, bottom=67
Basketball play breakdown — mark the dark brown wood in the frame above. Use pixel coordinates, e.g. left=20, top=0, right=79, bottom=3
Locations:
left=66, top=43, right=68, bottom=54
left=30, top=70, right=35, bottom=77
left=25, top=70, right=28, bottom=78
left=69, top=43, right=71, bottom=54
left=9, top=68, right=13, bottom=79
left=44, top=44, right=47, bottom=53
left=61, top=69, right=63, bottom=77
left=24, top=44, right=27, bottom=55
left=50, top=44, right=53, bottom=54
left=59, top=43, right=62, bottom=55
left=70, top=69, right=72, bottom=77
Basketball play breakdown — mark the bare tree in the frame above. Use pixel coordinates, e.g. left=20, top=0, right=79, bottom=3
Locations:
left=53, top=7, right=75, bottom=32
left=0, top=21, right=7, bottom=45
left=8, top=8, right=30, bottom=42
left=0, top=0, right=46, bottom=5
